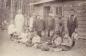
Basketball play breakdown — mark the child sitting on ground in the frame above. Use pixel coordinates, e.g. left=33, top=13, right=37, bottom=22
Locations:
left=51, top=32, right=63, bottom=52
left=18, top=32, right=28, bottom=44
left=40, top=31, right=48, bottom=43
left=40, top=42, right=50, bottom=51
left=61, top=31, right=74, bottom=51
left=25, top=31, right=35, bottom=47
left=52, top=32, right=62, bottom=47
left=48, top=30, right=54, bottom=45
left=31, top=31, right=41, bottom=48
left=72, top=29, right=79, bottom=41
left=7, top=20, right=16, bottom=40
left=37, top=31, right=50, bottom=51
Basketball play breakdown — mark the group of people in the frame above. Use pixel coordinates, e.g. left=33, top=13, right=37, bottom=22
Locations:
left=7, top=9, right=78, bottom=52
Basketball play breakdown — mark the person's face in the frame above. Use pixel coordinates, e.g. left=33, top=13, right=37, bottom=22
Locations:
left=50, top=31, right=54, bottom=36
left=64, top=34, right=69, bottom=39
left=71, top=14, right=74, bottom=19
left=41, top=31, right=45, bottom=36
left=37, top=16, right=40, bottom=19
left=17, top=9, right=22, bottom=14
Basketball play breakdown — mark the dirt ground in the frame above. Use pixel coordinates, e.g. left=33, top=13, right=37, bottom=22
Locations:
left=0, top=30, right=86, bottom=56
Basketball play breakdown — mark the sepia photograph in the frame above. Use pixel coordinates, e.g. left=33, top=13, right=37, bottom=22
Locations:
left=0, top=0, right=86, bottom=56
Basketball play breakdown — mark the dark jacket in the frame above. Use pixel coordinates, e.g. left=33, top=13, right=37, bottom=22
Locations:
left=45, top=16, right=55, bottom=30
left=33, top=18, right=45, bottom=31
left=55, top=17, right=64, bottom=36
left=67, top=15, right=78, bottom=36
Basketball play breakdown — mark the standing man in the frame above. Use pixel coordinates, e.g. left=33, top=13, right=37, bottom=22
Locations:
left=45, top=13, right=55, bottom=42
left=29, top=15, right=35, bottom=32
left=14, top=9, right=25, bottom=33
left=67, top=9, right=78, bottom=37
left=34, top=15, right=45, bottom=37
left=55, top=15, right=64, bottom=37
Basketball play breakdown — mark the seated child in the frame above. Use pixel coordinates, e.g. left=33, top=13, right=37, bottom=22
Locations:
left=7, top=20, right=16, bottom=40
left=25, top=31, right=41, bottom=47
left=41, top=42, right=50, bottom=51
left=25, top=32, right=35, bottom=47
left=18, top=32, right=28, bottom=44
left=48, top=30, right=54, bottom=45
left=41, top=31, right=50, bottom=43
left=40, top=31, right=46, bottom=43
left=31, top=32, right=41, bottom=48
left=48, top=31, right=63, bottom=52
left=8, top=23, right=15, bottom=34
left=61, top=32, right=74, bottom=51
left=52, top=32, right=62, bottom=48
left=72, top=30, right=79, bottom=40
left=34, top=31, right=50, bottom=51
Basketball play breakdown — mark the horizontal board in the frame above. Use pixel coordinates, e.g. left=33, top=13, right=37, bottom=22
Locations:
left=79, top=35, right=86, bottom=39
left=79, top=32, right=86, bottom=35
left=77, top=18, right=86, bottom=21
left=78, top=22, right=86, bottom=25
left=63, top=19, right=86, bottom=22
left=78, top=25, right=86, bottom=28
left=63, top=21, right=86, bottom=25
left=78, top=29, right=86, bottom=32
left=60, top=21, right=86, bottom=27
left=77, top=15, right=86, bottom=17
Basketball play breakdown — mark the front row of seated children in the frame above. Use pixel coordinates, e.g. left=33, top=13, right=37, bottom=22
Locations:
left=26, top=30, right=78, bottom=51
left=8, top=23, right=78, bottom=51
left=39, top=30, right=78, bottom=51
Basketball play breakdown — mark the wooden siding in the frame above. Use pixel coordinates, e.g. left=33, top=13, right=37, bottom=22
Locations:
left=63, top=1, right=86, bottom=39
left=33, top=1, right=86, bottom=39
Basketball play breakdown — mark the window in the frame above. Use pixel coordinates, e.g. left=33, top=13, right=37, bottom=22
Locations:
left=56, top=6, right=62, bottom=16
left=56, top=7, right=59, bottom=15
left=6, top=0, right=11, bottom=8
left=59, top=7, right=62, bottom=15
left=45, top=6, right=50, bottom=14
left=44, top=6, right=51, bottom=17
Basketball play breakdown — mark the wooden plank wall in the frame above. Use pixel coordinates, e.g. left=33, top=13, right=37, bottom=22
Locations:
left=63, top=1, right=86, bottom=39
left=33, top=1, right=86, bottom=39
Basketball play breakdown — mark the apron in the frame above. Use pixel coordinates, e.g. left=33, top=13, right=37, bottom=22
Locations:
left=15, top=14, right=24, bottom=33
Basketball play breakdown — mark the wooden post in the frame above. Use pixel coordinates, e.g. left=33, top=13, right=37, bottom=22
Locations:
left=10, top=0, right=14, bottom=19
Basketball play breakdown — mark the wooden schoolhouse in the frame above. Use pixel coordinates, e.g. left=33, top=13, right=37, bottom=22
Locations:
left=30, top=0, right=86, bottom=39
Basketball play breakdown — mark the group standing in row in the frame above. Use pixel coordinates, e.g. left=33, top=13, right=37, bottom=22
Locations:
left=7, top=9, right=78, bottom=51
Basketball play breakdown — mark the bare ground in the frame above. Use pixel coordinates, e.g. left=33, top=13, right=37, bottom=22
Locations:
left=0, top=30, right=86, bottom=56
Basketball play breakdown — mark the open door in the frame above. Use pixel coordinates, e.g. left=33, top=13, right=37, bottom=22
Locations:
left=44, top=6, right=51, bottom=19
